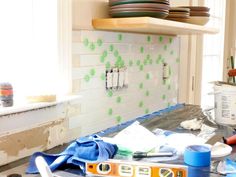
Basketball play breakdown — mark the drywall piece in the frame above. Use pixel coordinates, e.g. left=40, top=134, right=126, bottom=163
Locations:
left=0, top=119, right=67, bottom=166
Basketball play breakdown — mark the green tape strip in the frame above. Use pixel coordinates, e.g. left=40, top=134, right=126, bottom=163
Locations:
left=97, top=39, right=103, bottom=47
left=140, top=46, right=144, bottom=53
left=84, top=75, right=90, bottom=82
left=108, top=108, right=113, bottom=116
left=116, top=96, right=122, bottom=103
left=107, top=90, right=113, bottom=97
left=83, top=38, right=89, bottom=47
left=90, top=68, right=96, bottom=76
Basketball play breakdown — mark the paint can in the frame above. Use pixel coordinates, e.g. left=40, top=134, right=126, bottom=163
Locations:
left=0, top=82, right=13, bottom=107
left=214, top=84, right=236, bottom=125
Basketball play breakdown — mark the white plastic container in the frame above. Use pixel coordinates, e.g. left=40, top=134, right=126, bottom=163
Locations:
left=214, top=84, right=236, bottom=125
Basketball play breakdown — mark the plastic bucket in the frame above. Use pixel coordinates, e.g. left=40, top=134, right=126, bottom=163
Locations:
left=214, top=84, right=236, bottom=125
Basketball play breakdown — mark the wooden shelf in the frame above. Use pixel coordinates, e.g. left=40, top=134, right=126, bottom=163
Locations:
left=92, top=17, right=218, bottom=35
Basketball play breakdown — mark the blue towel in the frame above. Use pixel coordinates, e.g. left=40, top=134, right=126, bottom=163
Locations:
left=26, top=135, right=118, bottom=174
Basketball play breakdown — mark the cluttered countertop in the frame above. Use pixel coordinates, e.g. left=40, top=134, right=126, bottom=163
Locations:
left=1, top=104, right=236, bottom=177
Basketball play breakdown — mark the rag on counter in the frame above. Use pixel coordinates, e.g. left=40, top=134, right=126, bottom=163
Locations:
left=26, top=135, right=118, bottom=174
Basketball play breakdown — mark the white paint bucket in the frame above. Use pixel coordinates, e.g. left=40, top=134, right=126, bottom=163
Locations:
left=214, top=84, right=236, bottom=125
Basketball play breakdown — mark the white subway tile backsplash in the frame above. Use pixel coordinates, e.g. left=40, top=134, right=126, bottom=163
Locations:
left=72, top=30, right=180, bottom=132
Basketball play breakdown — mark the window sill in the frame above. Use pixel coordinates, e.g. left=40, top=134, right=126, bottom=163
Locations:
left=0, top=95, right=81, bottom=117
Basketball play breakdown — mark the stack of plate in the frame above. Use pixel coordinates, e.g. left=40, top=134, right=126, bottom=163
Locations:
left=109, top=0, right=170, bottom=18
left=166, top=7, right=190, bottom=22
left=180, top=6, right=210, bottom=25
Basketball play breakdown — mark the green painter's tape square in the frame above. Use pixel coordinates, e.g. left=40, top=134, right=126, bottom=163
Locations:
left=164, top=45, right=167, bottom=51
left=114, top=50, right=119, bottom=57
left=100, top=73, right=105, bottom=81
left=107, top=90, right=113, bottom=97
left=90, top=68, right=96, bottom=76
left=100, top=56, right=105, bottom=63
left=103, top=50, right=108, bottom=58
left=118, top=34, right=123, bottom=41
left=106, top=62, right=111, bottom=69
left=140, top=46, right=144, bottom=53
left=139, top=65, right=144, bottom=71
left=136, top=60, right=141, bottom=66
left=145, top=108, right=149, bottom=114
left=139, top=83, right=144, bottom=89
left=83, top=38, right=89, bottom=47
left=139, top=101, right=144, bottom=108
left=109, top=44, right=114, bottom=52
left=108, top=108, right=113, bottom=116
left=89, top=42, right=96, bottom=51
left=147, top=35, right=151, bottom=42
left=97, top=39, right=103, bottom=47
left=146, top=73, right=150, bottom=80
left=159, top=36, right=163, bottom=43
left=116, top=116, right=122, bottom=123
left=84, top=75, right=90, bottom=82
left=116, top=96, right=122, bottom=103
left=169, top=37, right=173, bottom=44
left=144, top=59, right=148, bottom=65
left=117, top=55, right=122, bottom=62
left=162, top=94, right=166, bottom=100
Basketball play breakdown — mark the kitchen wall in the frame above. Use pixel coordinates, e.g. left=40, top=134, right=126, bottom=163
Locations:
left=0, top=0, right=180, bottom=167
left=71, top=30, right=180, bottom=135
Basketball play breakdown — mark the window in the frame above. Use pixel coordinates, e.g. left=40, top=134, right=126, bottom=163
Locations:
left=201, top=0, right=226, bottom=108
left=0, top=0, right=59, bottom=104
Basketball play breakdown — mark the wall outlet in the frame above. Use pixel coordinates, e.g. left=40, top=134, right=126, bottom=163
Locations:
left=106, top=67, right=128, bottom=90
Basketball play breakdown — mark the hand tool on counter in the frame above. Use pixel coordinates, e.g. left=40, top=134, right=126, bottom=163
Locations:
left=35, top=156, right=61, bottom=177
left=132, top=151, right=173, bottom=158
left=223, top=134, right=236, bottom=145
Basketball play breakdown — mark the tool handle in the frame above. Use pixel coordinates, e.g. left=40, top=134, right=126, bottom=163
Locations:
left=223, top=134, right=236, bottom=145
left=133, top=152, right=173, bottom=158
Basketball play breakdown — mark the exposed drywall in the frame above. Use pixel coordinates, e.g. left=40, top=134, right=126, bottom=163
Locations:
left=0, top=98, right=85, bottom=166
left=0, top=118, right=67, bottom=166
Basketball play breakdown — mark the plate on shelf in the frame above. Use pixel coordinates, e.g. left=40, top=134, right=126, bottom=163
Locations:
left=110, top=7, right=169, bottom=13
left=109, top=0, right=169, bottom=6
left=179, top=6, right=210, bottom=12
left=190, top=11, right=210, bottom=17
left=169, top=7, right=190, bottom=12
left=110, top=11, right=169, bottom=18
left=110, top=2, right=170, bottom=10
left=185, top=16, right=209, bottom=25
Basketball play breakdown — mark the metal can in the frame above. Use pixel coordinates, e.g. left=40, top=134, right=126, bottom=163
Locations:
left=0, top=82, right=13, bottom=107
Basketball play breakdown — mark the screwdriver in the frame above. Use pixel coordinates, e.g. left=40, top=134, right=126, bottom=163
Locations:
left=133, top=151, right=173, bottom=158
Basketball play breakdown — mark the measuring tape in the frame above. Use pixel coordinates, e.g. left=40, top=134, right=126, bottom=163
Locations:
left=86, top=159, right=188, bottom=177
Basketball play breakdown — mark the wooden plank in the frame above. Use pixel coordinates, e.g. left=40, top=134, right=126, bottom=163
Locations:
left=92, top=17, right=219, bottom=35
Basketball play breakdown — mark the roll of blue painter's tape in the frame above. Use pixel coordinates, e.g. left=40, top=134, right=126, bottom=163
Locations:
left=184, top=145, right=211, bottom=167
